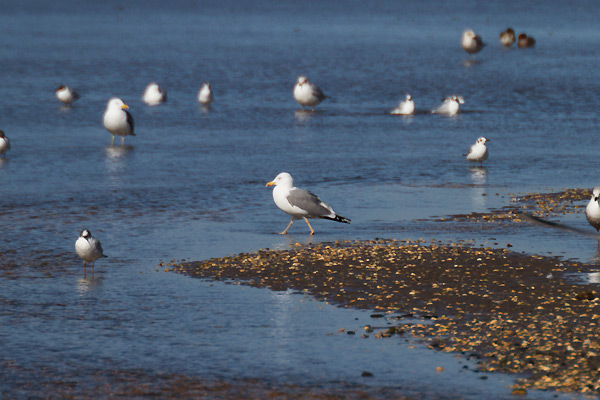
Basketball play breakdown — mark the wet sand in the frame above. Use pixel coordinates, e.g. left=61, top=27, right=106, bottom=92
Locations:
left=167, top=188, right=600, bottom=395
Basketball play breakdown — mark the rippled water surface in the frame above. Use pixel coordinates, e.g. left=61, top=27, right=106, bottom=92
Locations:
left=1, top=1, right=600, bottom=398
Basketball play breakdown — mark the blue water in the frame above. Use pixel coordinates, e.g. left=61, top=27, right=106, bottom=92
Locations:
left=1, top=1, right=599, bottom=398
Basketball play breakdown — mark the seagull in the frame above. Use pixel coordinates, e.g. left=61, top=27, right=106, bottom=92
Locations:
left=465, top=137, right=489, bottom=166
left=198, top=82, right=213, bottom=105
left=390, top=94, right=415, bottom=115
left=461, top=29, right=486, bottom=57
left=55, top=85, right=80, bottom=105
left=432, top=95, right=464, bottom=115
left=586, top=187, right=600, bottom=233
left=75, top=229, right=107, bottom=274
left=142, top=82, right=167, bottom=106
left=103, top=98, right=135, bottom=146
left=266, top=172, right=350, bottom=235
left=499, top=28, right=516, bottom=47
left=293, top=76, right=328, bottom=111
left=0, top=130, right=10, bottom=158
left=517, top=33, right=536, bottom=48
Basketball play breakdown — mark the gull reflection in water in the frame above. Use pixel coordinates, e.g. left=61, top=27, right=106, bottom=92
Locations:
left=272, top=234, right=314, bottom=251
left=104, top=145, right=134, bottom=179
left=469, top=167, right=487, bottom=210
left=294, top=110, right=314, bottom=122
left=77, top=274, right=103, bottom=294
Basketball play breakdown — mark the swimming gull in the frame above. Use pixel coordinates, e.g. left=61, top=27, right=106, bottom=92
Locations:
left=55, top=85, right=80, bottom=105
left=142, top=82, right=167, bottom=105
left=391, top=94, right=415, bottom=115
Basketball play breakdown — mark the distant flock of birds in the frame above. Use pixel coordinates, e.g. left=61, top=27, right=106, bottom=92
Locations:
left=0, top=27, right=546, bottom=273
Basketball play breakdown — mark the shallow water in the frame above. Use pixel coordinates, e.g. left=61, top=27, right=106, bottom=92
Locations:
left=1, top=0, right=599, bottom=398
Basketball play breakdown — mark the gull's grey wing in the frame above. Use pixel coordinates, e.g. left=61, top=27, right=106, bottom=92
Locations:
left=287, top=188, right=332, bottom=217
left=519, top=212, right=600, bottom=239
left=125, top=110, right=135, bottom=135
left=312, top=85, right=328, bottom=101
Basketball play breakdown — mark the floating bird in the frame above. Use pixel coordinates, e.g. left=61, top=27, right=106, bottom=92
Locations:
left=266, top=172, right=350, bottom=235
left=198, top=82, right=213, bottom=105
left=517, top=33, right=536, bottom=48
left=75, top=229, right=107, bottom=274
left=0, top=130, right=10, bottom=158
left=461, top=29, right=486, bottom=57
left=103, top=98, right=135, bottom=146
left=142, top=82, right=167, bottom=106
left=390, top=94, right=415, bottom=115
left=432, top=95, right=464, bottom=115
left=464, top=137, right=489, bottom=166
left=586, top=187, right=600, bottom=233
left=499, top=28, right=516, bottom=47
left=293, top=76, right=328, bottom=111
left=55, top=85, right=80, bottom=105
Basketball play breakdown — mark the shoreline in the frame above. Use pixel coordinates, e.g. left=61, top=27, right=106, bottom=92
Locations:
left=166, top=239, right=600, bottom=394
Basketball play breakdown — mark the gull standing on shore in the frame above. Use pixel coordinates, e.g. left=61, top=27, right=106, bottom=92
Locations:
left=462, top=29, right=486, bottom=57
left=465, top=137, right=489, bottom=166
left=75, top=229, right=107, bottom=274
left=198, top=82, right=213, bottom=105
left=432, top=95, right=464, bottom=115
left=142, top=82, right=167, bottom=105
left=55, top=85, right=80, bottom=105
left=391, top=94, right=415, bottom=115
left=0, top=130, right=10, bottom=158
left=266, top=172, right=350, bottom=235
left=103, top=98, right=135, bottom=146
left=293, top=76, right=328, bottom=111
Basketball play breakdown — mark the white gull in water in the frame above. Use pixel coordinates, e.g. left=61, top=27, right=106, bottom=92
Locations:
left=461, top=29, right=486, bottom=57
left=198, top=82, right=213, bottom=105
left=0, top=130, right=10, bottom=158
left=432, top=95, right=464, bottom=115
left=390, top=94, right=415, bottom=115
left=266, top=172, right=350, bottom=235
left=293, top=76, right=328, bottom=111
left=55, top=85, right=80, bottom=105
left=75, top=229, right=107, bottom=274
left=499, top=28, right=516, bottom=47
left=142, top=82, right=167, bottom=106
left=464, top=137, right=489, bottom=166
left=103, top=98, right=135, bottom=146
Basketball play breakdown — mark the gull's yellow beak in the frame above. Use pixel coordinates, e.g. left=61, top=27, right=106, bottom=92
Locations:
left=266, top=181, right=275, bottom=187
left=121, top=104, right=129, bottom=110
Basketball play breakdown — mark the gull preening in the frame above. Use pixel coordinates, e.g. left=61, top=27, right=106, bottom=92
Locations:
left=461, top=29, right=486, bottom=57
left=55, top=85, right=80, bottom=105
left=293, top=76, right=328, bottom=111
left=75, top=229, right=107, bottom=274
left=198, top=82, right=213, bottom=105
left=390, top=94, right=415, bottom=115
left=266, top=172, right=350, bottom=235
left=142, top=82, right=167, bottom=106
left=517, top=33, right=536, bottom=48
left=0, top=130, right=10, bottom=158
left=499, top=28, right=516, bottom=47
left=432, top=95, right=464, bottom=115
left=465, top=137, right=489, bottom=166
left=586, top=187, right=600, bottom=233
left=103, top=98, right=135, bottom=146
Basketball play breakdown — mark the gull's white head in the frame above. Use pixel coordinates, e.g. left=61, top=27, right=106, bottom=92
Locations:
left=107, top=97, right=129, bottom=110
left=592, top=187, right=600, bottom=201
left=80, top=229, right=92, bottom=239
left=297, top=76, right=308, bottom=86
left=266, top=172, right=294, bottom=188
left=405, top=94, right=412, bottom=101
left=463, top=29, right=476, bottom=40
left=476, top=137, right=489, bottom=145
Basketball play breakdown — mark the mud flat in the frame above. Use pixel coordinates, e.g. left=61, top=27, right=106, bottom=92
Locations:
left=166, top=239, right=600, bottom=394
